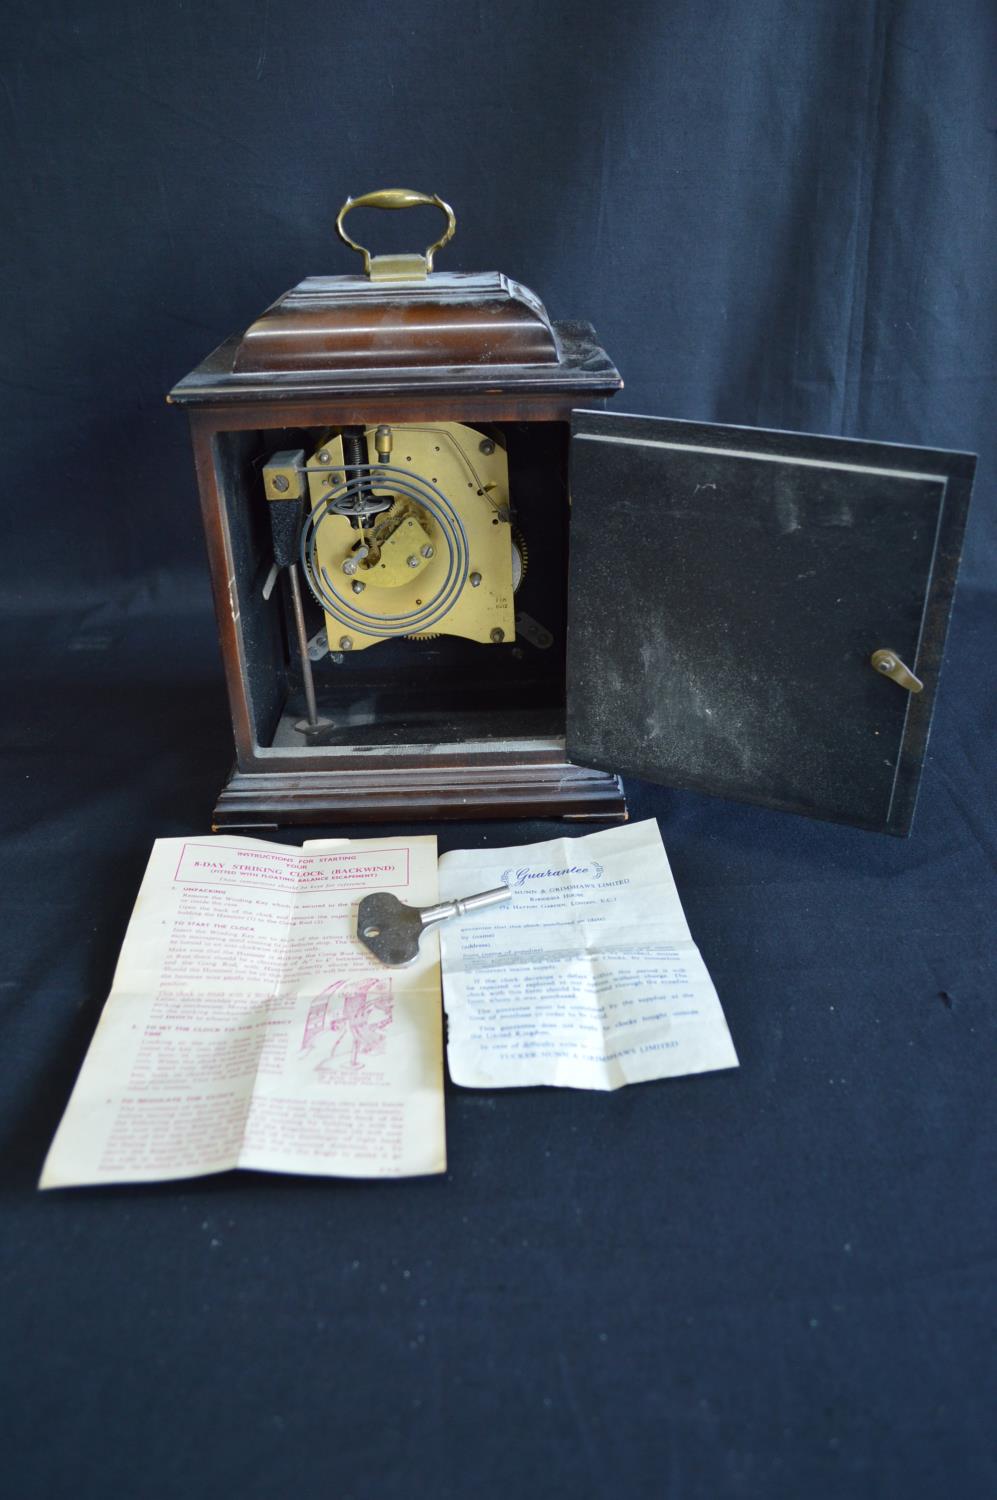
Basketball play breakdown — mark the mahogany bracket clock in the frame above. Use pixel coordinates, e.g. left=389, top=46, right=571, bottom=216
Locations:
left=170, top=189, right=974, bottom=835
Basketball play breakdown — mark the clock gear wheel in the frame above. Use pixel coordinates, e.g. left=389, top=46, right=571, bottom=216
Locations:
left=511, top=527, right=528, bottom=591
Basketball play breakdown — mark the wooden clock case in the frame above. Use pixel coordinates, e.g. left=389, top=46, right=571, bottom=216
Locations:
left=170, top=194, right=974, bottom=836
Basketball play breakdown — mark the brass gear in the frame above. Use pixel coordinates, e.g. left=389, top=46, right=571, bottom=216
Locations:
left=511, top=526, right=528, bottom=591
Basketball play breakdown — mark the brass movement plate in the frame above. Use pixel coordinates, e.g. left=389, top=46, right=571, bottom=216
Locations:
left=304, top=422, right=515, bottom=652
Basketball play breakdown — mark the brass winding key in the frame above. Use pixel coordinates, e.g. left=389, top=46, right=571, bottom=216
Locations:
left=356, top=886, right=512, bottom=967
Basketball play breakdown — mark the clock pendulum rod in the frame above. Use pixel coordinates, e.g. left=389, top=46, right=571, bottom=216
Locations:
left=286, top=561, right=321, bottom=730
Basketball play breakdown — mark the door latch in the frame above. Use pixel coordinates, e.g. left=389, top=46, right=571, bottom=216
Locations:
left=870, top=649, right=923, bottom=694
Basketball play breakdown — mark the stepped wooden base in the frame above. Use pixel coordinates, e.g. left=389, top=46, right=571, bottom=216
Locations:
left=211, top=761, right=628, bottom=829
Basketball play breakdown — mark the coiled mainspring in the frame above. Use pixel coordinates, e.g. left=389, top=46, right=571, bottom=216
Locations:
left=300, top=463, right=469, bottom=638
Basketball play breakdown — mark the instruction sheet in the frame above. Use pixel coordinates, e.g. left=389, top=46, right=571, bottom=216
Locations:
left=438, top=820, right=738, bottom=1090
left=40, top=835, right=445, bottom=1187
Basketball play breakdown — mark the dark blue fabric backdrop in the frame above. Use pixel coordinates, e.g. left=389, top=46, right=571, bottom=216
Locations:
left=1, top=3, right=994, bottom=1497
left=1, top=0, right=995, bottom=608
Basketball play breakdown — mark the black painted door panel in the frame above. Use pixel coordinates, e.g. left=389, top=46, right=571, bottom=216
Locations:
left=566, top=410, right=974, bottom=833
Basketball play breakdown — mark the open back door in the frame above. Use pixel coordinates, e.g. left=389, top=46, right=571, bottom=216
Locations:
left=566, top=410, right=974, bottom=833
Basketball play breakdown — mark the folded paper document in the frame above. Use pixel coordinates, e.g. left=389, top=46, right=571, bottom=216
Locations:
left=41, top=822, right=736, bottom=1188
left=438, top=820, right=738, bottom=1090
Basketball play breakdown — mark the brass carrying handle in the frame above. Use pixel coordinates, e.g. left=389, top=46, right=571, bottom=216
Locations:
left=335, top=189, right=456, bottom=276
